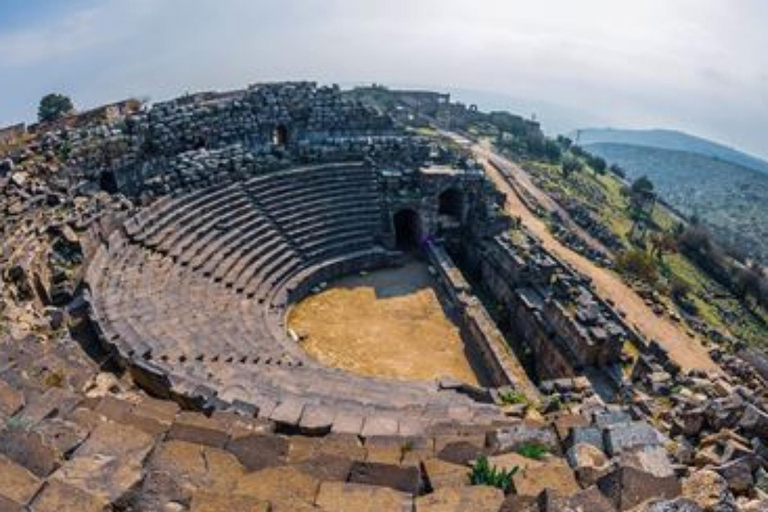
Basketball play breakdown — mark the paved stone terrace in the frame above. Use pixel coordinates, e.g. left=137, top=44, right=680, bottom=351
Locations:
left=86, top=163, right=509, bottom=435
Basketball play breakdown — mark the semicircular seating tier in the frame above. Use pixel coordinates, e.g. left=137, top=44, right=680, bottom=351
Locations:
left=86, top=162, right=505, bottom=436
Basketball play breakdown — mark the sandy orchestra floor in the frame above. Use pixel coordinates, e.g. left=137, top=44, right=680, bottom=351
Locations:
left=288, top=260, right=480, bottom=385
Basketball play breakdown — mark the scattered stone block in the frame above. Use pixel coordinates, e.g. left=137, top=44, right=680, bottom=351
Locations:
left=236, top=466, right=320, bottom=509
left=348, top=461, right=423, bottom=495
left=28, top=480, right=108, bottom=512
left=422, top=459, right=470, bottom=490
left=603, top=421, right=663, bottom=456
left=415, top=485, right=504, bottom=512
left=0, top=454, right=43, bottom=507
left=168, top=411, right=230, bottom=448
left=488, top=452, right=579, bottom=498
left=597, top=464, right=682, bottom=511
left=53, top=421, right=154, bottom=503
left=315, top=482, right=413, bottom=512
left=487, top=421, right=560, bottom=455
left=225, top=433, right=289, bottom=471
left=189, top=492, right=269, bottom=512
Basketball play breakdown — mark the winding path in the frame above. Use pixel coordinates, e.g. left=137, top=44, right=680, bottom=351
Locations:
left=453, top=133, right=719, bottom=373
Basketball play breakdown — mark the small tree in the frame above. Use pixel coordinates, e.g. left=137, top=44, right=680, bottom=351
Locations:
left=38, top=93, right=74, bottom=123
left=616, top=249, right=658, bottom=283
left=562, top=154, right=583, bottom=177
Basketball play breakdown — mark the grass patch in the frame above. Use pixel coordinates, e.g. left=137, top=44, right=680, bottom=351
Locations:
left=498, top=389, right=528, bottom=406
left=515, top=442, right=550, bottom=460
left=469, top=455, right=518, bottom=492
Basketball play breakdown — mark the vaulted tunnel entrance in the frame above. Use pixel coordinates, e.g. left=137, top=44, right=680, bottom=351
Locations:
left=394, top=209, right=422, bottom=250
left=438, top=187, right=464, bottom=219
left=273, top=125, right=289, bottom=146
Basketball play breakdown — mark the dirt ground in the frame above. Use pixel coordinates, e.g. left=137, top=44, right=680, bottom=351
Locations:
left=287, top=260, right=481, bottom=385
left=476, top=145, right=719, bottom=373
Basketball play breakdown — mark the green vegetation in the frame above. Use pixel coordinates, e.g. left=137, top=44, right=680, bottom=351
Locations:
left=587, top=142, right=768, bottom=266
left=490, top=128, right=768, bottom=348
left=38, top=93, right=74, bottom=123
left=498, top=389, right=528, bottom=406
left=616, top=249, right=658, bottom=284
left=515, top=442, right=551, bottom=460
left=469, top=455, right=518, bottom=491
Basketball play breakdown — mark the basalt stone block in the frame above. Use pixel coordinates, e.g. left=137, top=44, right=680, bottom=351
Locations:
left=0, top=429, right=60, bottom=478
left=487, top=421, right=560, bottom=455
left=415, top=485, right=504, bottom=512
left=332, top=411, right=365, bottom=435
left=168, top=411, right=230, bottom=448
left=315, top=482, right=413, bottom=512
left=739, top=403, right=768, bottom=439
left=28, top=480, right=108, bottom=512
left=0, top=454, right=43, bottom=507
left=597, top=465, right=682, bottom=511
left=292, top=452, right=354, bottom=482
left=189, top=492, right=269, bottom=512
left=348, top=461, right=423, bottom=495
left=436, top=440, right=487, bottom=466
left=361, top=415, right=400, bottom=438
left=0, top=381, right=25, bottom=418
left=54, top=422, right=155, bottom=502
left=298, top=405, right=334, bottom=436
left=225, top=433, right=289, bottom=471
left=603, top=421, right=663, bottom=456
left=567, top=426, right=605, bottom=452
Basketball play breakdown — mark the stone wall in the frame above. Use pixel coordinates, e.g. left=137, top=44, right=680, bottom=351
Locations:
left=473, top=232, right=627, bottom=383
left=426, top=242, right=540, bottom=399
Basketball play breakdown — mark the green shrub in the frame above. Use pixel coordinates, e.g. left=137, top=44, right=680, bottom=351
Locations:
left=515, top=442, right=550, bottom=460
left=469, top=455, right=518, bottom=492
left=499, top=389, right=528, bottom=406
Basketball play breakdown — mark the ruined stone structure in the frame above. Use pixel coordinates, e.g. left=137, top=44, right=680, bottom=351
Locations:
left=78, top=81, right=635, bottom=430
left=6, top=82, right=768, bottom=511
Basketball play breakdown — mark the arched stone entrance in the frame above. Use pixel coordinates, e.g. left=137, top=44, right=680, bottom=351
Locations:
left=393, top=209, right=422, bottom=250
left=438, top=187, right=464, bottom=219
left=273, top=125, right=289, bottom=146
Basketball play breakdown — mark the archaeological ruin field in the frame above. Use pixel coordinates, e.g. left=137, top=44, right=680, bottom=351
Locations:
left=1, top=82, right=768, bottom=511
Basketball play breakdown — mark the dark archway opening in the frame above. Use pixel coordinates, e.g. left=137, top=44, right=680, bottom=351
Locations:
left=438, top=188, right=464, bottom=219
left=273, top=125, right=289, bottom=146
left=394, top=209, right=422, bottom=250
left=99, top=170, right=118, bottom=194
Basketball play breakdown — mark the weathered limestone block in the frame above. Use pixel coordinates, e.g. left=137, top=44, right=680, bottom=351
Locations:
left=682, top=469, right=737, bottom=512
left=225, top=433, right=289, bottom=471
left=603, top=421, right=664, bottom=456
left=148, top=440, right=245, bottom=496
left=52, top=421, right=155, bottom=503
left=487, top=421, right=560, bottom=455
left=422, top=459, right=470, bottom=490
left=0, top=429, right=61, bottom=477
left=0, top=454, right=43, bottom=507
left=236, top=466, right=320, bottom=511
left=28, top=480, right=108, bottom=512
left=597, top=464, right=681, bottom=511
left=348, top=461, right=423, bottom=495
left=488, top=452, right=579, bottom=498
left=189, top=492, right=269, bottom=512
left=566, top=442, right=611, bottom=487
left=168, top=411, right=230, bottom=448
left=315, top=482, right=412, bottom=512
left=415, top=486, right=504, bottom=512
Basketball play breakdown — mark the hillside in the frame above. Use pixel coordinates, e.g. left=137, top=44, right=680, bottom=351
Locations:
left=576, top=128, right=768, bottom=176
left=586, top=142, right=768, bottom=264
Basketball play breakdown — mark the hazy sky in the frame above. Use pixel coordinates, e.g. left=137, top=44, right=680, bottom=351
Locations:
left=0, top=0, right=766, bottom=158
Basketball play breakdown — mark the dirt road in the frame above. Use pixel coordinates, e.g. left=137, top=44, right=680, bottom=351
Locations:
left=470, top=140, right=718, bottom=373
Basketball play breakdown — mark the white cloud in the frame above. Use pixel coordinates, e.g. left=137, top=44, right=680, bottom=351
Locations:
left=0, top=0, right=765, bottom=158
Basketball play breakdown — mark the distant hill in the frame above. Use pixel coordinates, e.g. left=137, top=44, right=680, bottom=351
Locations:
left=585, top=142, right=768, bottom=264
left=575, top=128, right=768, bottom=176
